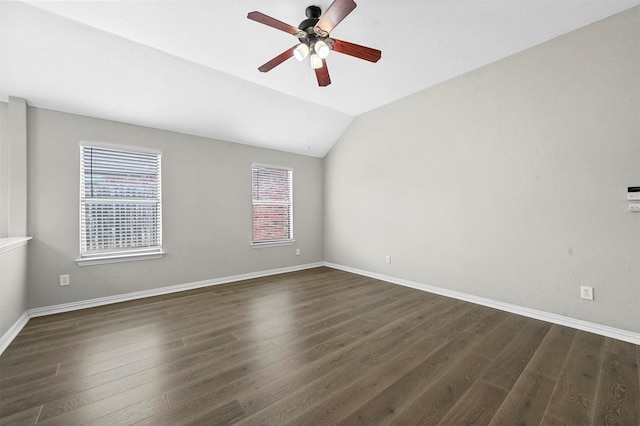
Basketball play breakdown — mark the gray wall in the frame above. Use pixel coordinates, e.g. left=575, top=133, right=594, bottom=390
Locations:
left=1, top=102, right=9, bottom=237
left=324, top=7, right=640, bottom=333
left=0, top=100, right=30, bottom=340
left=1, top=244, right=28, bottom=339
left=27, top=107, right=323, bottom=309
left=1, top=97, right=28, bottom=237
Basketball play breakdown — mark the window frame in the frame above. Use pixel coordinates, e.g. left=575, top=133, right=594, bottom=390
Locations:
left=251, top=163, right=294, bottom=247
left=76, top=142, right=164, bottom=266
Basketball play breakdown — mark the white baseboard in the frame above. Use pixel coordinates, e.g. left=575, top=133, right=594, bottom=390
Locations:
left=0, top=311, right=29, bottom=355
left=325, top=262, right=640, bottom=345
left=29, top=262, right=324, bottom=318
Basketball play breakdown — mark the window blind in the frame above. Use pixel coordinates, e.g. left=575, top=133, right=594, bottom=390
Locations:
left=252, top=164, right=293, bottom=244
left=80, top=145, right=162, bottom=257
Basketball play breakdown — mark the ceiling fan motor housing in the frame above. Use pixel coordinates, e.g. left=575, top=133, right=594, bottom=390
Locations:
left=299, top=5, right=323, bottom=41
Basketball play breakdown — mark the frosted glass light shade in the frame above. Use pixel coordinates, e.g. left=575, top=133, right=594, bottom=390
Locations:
left=314, top=40, right=330, bottom=59
left=293, top=43, right=310, bottom=62
left=310, top=53, right=323, bottom=69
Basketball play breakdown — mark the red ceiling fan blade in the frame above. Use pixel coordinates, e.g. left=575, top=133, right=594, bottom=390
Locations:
left=247, top=11, right=304, bottom=37
left=258, top=46, right=296, bottom=72
left=329, top=38, right=381, bottom=63
left=314, top=0, right=356, bottom=36
left=315, top=60, right=331, bottom=87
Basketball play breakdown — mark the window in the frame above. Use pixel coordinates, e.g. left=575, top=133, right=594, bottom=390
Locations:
left=78, top=144, right=163, bottom=265
left=252, top=164, right=293, bottom=246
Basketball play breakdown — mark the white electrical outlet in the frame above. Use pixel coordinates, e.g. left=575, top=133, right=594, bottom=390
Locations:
left=580, top=286, right=593, bottom=300
left=60, top=274, right=70, bottom=286
left=385, top=255, right=391, bottom=264
left=296, top=248, right=301, bottom=256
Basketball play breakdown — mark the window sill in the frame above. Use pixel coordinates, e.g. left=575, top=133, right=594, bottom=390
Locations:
left=0, top=237, right=33, bottom=254
left=76, top=251, right=165, bottom=266
left=251, top=240, right=295, bottom=249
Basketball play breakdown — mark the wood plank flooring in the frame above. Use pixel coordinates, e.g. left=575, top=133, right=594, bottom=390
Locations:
left=1, top=267, right=638, bottom=425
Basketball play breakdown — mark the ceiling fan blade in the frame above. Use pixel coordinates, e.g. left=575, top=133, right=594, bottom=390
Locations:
left=247, top=11, right=304, bottom=37
left=314, top=0, right=356, bottom=35
left=258, top=46, right=296, bottom=72
left=330, top=38, right=381, bottom=63
left=315, top=60, right=331, bottom=87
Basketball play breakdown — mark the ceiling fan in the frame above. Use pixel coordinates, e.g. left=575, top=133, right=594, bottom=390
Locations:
left=247, top=0, right=381, bottom=87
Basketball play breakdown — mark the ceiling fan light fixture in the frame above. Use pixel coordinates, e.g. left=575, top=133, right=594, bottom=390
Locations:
left=293, top=43, right=310, bottom=62
left=314, top=40, right=330, bottom=59
left=310, top=53, right=323, bottom=69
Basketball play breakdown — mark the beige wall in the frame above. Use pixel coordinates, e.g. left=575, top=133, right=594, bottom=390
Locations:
left=324, top=7, right=640, bottom=333
left=26, top=107, right=323, bottom=309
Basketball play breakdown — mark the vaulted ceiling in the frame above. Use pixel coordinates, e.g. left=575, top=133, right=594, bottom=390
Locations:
left=2, top=1, right=638, bottom=157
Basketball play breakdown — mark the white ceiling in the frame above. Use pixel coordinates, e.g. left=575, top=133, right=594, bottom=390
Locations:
left=1, top=0, right=638, bottom=157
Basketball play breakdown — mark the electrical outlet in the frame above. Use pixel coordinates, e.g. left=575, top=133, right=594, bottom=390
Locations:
left=580, top=286, right=593, bottom=300
left=60, top=274, right=70, bottom=286
left=296, top=248, right=301, bottom=256
left=385, top=255, right=391, bottom=264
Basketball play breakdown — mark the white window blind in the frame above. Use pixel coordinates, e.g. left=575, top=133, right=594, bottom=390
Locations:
left=80, top=145, right=162, bottom=259
left=252, top=164, right=293, bottom=245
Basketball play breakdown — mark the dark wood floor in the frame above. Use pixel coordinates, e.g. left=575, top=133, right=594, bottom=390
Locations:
left=0, top=267, right=638, bottom=425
